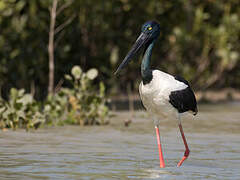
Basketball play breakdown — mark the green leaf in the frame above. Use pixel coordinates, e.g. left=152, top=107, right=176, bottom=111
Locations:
left=17, top=94, right=33, bottom=105
left=44, top=104, right=51, bottom=112
left=18, top=89, right=25, bottom=96
left=64, top=74, right=73, bottom=81
left=86, top=68, right=98, bottom=80
left=10, top=88, right=18, bottom=100
left=71, top=65, right=82, bottom=79
left=2, top=109, right=11, bottom=119
left=0, top=107, right=6, bottom=114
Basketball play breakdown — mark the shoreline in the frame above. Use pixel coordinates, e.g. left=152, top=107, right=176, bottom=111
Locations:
left=109, top=88, right=240, bottom=110
left=195, top=88, right=240, bottom=103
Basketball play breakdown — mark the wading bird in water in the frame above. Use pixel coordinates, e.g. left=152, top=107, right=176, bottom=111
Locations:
left=115, top=21, right=198, bottom=168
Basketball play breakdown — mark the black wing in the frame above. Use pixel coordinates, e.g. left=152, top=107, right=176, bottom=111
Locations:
left=169, top=76, right=198, bottom=115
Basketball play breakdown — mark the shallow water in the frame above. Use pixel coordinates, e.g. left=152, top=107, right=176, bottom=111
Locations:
left=0, top=103, right=240, bottom=179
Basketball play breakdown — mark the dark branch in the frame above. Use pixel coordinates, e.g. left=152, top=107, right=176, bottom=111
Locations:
left=54, top=14, right=76, bottom=35
left=56, top=0, right=74, bottom=16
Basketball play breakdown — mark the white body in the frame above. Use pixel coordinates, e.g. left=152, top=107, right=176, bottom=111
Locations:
left=139, top=70, right=188, bottom=119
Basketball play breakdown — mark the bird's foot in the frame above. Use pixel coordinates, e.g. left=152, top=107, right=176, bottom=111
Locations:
left=177, top=149, right=190, bottom=167
left=160, top=163, right=165, bottom=168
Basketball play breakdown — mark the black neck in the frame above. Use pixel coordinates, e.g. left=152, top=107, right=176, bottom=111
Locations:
left=141, top=40, right=155, bottom=85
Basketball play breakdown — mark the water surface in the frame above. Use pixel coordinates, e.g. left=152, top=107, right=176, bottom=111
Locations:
left=0, top=103, right=240, bottom=179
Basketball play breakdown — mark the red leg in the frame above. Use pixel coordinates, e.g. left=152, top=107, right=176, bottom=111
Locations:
left=155, top=125, right=165, bottom=168
left=177, top=123, right=190, bottom=167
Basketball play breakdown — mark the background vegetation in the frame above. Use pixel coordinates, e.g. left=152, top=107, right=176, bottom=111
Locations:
left=0, top=66, right=109, bottom=129
left=1, top=0, right=240, bottom=99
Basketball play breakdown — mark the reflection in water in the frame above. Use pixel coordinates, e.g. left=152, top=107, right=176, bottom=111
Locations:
left=0, top=103, right=240, bottom=179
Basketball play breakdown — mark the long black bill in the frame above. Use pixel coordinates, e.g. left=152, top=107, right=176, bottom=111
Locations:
left=114, top=33, right=150, bottom=75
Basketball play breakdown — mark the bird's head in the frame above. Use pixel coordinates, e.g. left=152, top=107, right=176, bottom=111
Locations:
left=114, top=21, right=160, bottom=75
left=141, top=21, right=161, bottom=41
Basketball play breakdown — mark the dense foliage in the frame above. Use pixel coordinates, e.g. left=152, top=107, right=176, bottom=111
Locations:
left=0, top=0, right=240, bottom=98
left=44, top=65, right=109, bottom=126
left=0, top=66, right=109, bottom=129
left=0, top=88, right=45, bottom=129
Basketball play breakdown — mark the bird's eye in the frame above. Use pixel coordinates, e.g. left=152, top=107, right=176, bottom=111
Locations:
left=148, top=26, right=152, bottom=31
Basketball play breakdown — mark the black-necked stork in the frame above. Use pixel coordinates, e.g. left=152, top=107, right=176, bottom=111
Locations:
left=115, top=21, right=198, bottom=168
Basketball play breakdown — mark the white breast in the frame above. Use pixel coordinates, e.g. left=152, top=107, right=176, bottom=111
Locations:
left=139, top=70, right=188, bottom=118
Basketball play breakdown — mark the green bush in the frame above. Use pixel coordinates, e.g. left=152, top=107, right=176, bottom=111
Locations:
left=0, top=88, right=45, bottom=130
left=43, top=89, right=69, bottom=126
left=44, top=65, right=109, bottom=126
left=0, top=66, right=109, bottom=130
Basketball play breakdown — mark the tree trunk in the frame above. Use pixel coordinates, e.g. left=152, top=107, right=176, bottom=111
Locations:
left=48, top=0, right=58, bottom=95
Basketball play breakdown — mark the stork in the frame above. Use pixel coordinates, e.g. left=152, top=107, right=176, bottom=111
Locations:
left=115, top=21, right=198, bottom=168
